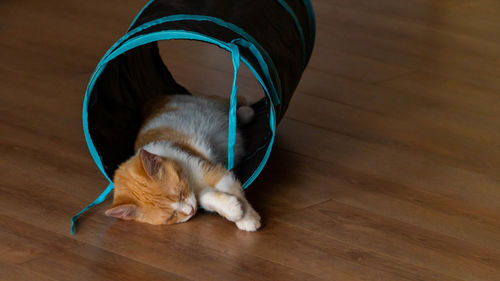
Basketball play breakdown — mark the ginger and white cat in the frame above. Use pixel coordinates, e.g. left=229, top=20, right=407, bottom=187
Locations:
left=105, top=95, right=261, bottom=231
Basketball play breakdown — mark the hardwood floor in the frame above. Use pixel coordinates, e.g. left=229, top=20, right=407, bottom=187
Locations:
left=1, top=0, right=500, bottom=280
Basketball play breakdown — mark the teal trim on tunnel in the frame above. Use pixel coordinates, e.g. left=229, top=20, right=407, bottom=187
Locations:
left=73, top=30, right=277, bottom=233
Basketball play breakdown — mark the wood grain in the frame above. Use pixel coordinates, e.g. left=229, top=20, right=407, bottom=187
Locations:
left=1, top=0, right=500, bottom=280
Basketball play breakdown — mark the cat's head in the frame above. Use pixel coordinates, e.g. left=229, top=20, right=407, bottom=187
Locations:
left=105, top=149, right=197, bottom=225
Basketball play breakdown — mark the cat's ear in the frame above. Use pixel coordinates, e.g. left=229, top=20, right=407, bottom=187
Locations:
left=105, top=204, right=137, bottom=220
left=139, top=149, right=163, bottom=179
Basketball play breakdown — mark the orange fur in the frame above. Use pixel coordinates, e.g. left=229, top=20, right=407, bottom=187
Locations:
left=140, top=96, right=177, bottom=126
left=201, top=162, right=228, bottom=187
left=135, top=126, right=209, bottom=162
left=172, top=142, right=209, bottom=162
left=135, top=126, right=189, bottom=151
left=108, top=150, right=192, bottom=225
left=135, top=96, right=208, bottom=161
left=201, top=162, right=243, bottom=197
left=108, top=96, right=200, bottom=225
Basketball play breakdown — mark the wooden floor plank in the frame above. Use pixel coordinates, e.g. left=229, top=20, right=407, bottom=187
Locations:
left=71, top=215, right=462, bottom=281
left=0, top=215, right=81, bottom=265
left=0, top=171, right=319, bottom=280
left=0, top=263, right=55, bottom=281
left=313, top=1, right=500, bottom=91
left=21, top=244, right=192, bottom=281
left=273, top=123, right=500, bottom=252
left=277, top=118, right=500, bottom=213
left=259, top=147, right=500, bottom=231
left=277, top=200, right=500, bottom=281
left=286, top=92, right=500, bottom=177
left=75, top=218, right=323, bottom=281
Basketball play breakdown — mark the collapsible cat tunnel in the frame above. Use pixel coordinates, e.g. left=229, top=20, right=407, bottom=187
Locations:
left=71, top=0, right=315, bottom=233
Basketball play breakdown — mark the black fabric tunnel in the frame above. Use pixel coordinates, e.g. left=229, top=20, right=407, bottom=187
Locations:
left=72, top=0, right=315, bottom=233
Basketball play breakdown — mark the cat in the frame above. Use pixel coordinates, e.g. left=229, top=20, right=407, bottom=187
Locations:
left=105, top=94, right=261, bottom=231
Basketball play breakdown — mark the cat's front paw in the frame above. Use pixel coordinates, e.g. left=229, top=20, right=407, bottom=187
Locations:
left=220, top=195, right=244, bottom=222
left=236, top=209, right=261, bottom=231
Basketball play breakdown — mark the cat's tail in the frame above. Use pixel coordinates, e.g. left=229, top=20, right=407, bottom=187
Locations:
left=237, top=106, right=255, bottom=125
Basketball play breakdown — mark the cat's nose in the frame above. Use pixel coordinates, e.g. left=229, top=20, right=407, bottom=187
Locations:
left=188, top=206, right=196, bottom=216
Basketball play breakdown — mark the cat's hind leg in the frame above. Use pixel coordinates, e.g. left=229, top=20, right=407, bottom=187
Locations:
left=236, top=106, right=255, bottom=125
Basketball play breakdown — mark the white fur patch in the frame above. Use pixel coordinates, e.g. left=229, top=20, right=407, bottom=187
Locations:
left=236, top=205, right=261, bottom=231
left=215, top=175, right=235, bottom=192
left=199, top=191, right=243, bottom=222
left=172, top=193, right=197, bottom=216
left=139, top=95, right=248, bottom=193
left=237, top=106, right=255, bottom=125
left=179, top=204, right=193, bottom=215
left=186, top=193, right=196, bottom=206
left=236, top=216, right=261, bottom=231
left=140, top=95, right=245, bottom=165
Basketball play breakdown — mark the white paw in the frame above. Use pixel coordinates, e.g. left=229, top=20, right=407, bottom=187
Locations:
left=221, top=196, right=244, bottom=222
left=237, top=106, right=255, bottom=125
left=236, top=210, right=261, bottom=231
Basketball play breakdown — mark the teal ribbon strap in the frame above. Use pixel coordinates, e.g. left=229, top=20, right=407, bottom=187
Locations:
left=71, top=183, right=114, bottom=234
left=227, top=41, right=240, bottom=170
